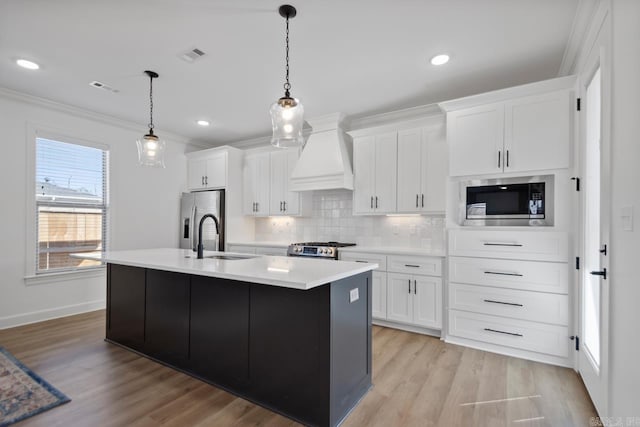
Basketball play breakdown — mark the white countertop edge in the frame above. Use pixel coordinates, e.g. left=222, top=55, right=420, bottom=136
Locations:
left=227, top=241, right=290, bottom=248
left=339, top=246, right=446, bottom=257
left=74, top=250, right=377, bottom=291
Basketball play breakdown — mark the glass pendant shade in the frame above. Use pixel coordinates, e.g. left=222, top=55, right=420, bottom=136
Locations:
left=270, top=97, right=304, bottom=148
left=137, top=132, right=166, bottom=167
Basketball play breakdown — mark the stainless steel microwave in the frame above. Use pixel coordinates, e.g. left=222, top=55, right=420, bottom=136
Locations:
left=462, top=175, right=554, bottom=226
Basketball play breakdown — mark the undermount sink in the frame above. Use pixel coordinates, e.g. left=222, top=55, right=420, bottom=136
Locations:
left=186, top=254, right=258, bottom=260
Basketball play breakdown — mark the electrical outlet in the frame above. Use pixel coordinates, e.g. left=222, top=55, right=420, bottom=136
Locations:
left=349, top=288, right=359, bottom=303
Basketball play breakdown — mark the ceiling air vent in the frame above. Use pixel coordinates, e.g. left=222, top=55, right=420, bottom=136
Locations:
left=179, top=48, right=206, bottom=63
left=89, top=81, right=119, bottom=93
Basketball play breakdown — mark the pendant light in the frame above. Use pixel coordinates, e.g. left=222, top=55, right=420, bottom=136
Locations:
left=137, top=70, right=166, bottom=167
left=270, top=4, right=304, bottom=148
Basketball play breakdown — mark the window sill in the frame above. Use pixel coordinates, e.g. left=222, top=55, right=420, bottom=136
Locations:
left=24, top=266, right=106, bottom=286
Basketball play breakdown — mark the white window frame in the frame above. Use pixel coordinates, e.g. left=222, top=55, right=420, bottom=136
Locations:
left=25, top=124, right=110, bottom=282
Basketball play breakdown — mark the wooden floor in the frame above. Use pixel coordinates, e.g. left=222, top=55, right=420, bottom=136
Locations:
left=0, top=310, right=596, bottom=427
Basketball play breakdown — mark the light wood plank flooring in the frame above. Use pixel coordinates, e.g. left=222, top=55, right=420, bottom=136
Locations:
left=0, top=311, right=596, bottom=426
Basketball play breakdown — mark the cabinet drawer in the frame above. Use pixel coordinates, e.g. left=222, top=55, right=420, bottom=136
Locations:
left=448, top=230, right=568, bottom=262
left=448, top=310, right=568, bottom=358
left=449, top=283, right=568, bottom=325
left=339, top=252, right=386, bottom=271
left=387, top=255, right=442, bottom=276
left=448, top=256, right=568, bottom=294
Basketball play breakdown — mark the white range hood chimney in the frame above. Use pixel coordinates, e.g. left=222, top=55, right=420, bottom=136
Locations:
left=289, top=113, right=354, bottom=192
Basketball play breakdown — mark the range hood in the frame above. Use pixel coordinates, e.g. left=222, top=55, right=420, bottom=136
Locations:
left=289, top=113, right=354, bottom=191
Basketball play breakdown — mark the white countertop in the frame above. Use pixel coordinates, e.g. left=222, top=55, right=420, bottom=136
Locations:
left=227, top=241, right=290, bottom=248
left=338, top=246, right=446, bottom=257
left=75, top=248, right=377, bottom=290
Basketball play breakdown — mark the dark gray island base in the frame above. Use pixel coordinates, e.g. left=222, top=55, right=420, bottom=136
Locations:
left=106, top=263, right=372, bottom=427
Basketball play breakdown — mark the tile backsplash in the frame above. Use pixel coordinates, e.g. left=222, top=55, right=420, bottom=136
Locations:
left=254, top=190, right=445, bottom=250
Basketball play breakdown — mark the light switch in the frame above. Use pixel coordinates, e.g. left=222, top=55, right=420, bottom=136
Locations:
left=349, top=288, right=359, bottom=303
left=621, top=206, right=634, bottom=231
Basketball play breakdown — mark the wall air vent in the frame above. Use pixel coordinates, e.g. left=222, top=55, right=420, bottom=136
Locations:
left=89, top=81, right=119, bottom=93
left=179, top=48, right=206, bottom=63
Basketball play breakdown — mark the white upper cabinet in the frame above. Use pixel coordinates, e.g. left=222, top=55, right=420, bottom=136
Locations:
left=441, top=76, right=575, bottom=177
left=243, top=152, right=270, bottom=217
left=187, top=150, right=228, bottom=190
left=397, top=126, right=447, bottom=213
left=353, top=132, right=397, bottom=214
left=269, top=149, right=310, bottom=216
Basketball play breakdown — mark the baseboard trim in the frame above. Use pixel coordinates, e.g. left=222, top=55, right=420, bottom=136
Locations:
left=0, top=300, right=106, bottom=330
left=373, top=319, right=442, bottom=338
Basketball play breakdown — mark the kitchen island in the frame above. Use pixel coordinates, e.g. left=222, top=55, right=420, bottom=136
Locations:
left=78, top=248, right=376, bottom=427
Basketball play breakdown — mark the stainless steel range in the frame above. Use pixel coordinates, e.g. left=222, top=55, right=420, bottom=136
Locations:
left=287, top=242, right=356, bottom=260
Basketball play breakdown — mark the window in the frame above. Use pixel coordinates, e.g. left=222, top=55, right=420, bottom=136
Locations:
left=35, top=137, right=108, bottom=273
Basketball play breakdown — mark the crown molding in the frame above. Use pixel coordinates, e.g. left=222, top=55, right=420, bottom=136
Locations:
left=348, top=104, right=442, bottom=131
left=558, top=0, right=600, bottom=76
left=0, top=86, right=192, bottom=145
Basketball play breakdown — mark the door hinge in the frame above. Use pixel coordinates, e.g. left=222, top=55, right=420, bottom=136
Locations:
left=576, top=98, right=581, bottom=111
left=570, top=335, right=580, bottom=351
left=575, top=256, right=580, bottom=270
left=571, top=177, right=580, bottom=191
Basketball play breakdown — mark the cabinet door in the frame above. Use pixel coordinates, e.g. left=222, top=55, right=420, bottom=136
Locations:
left=413, top=276, right=442, bottom=329
left=422, top=126, right=447, bottom=212
left=504, top=90, right=571, bottom=173
left=205, top=153, right=227, bottom=188
left=448, top=103, right=504, bottom=176
left=283, top=149, right=301, bottom=215
left=372, top=271, right=387, bottom=320
left=269, top=151, right=286, bottom=215
left=145, top=270, right=190, bottom=362
left=386, top=273, right=413, bottom=324
left=190, top=276, right=250, bottom=387
left=255, top=153, right=271, bottom=217
left=353, top=137, right=375, bottom=214
left=243, top=156, right=257, bottom=215
left=397, top=128, right=423, bottom=213
left=373, top=132, right=398, bottom=213
left=187, top=158, right=207, bottom=190
left=107, top=264, right=145, bottom=350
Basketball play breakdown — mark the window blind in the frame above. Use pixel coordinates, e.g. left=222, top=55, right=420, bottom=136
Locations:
left=35, top=137, right=108, bottom=273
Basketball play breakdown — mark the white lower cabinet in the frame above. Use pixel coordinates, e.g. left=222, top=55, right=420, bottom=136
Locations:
left=387, top=273, right=442, bottom=329
left=446, top=229, right=570, bottom=365
left=371, top=271, right=387, bottom=320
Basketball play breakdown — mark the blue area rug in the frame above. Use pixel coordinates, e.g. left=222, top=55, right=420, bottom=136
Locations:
left=0, top=346, right=70, bottom=426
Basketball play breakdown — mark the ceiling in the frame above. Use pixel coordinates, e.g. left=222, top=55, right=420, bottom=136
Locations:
left=0, top=0, right=580, bottom=146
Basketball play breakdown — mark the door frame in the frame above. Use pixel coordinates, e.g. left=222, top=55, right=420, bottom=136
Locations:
left=574, top=4, right=612, bottom=416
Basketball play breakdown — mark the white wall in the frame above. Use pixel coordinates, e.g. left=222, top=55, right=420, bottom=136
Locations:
left=0, top=91, right=188, bottom=328
left=608, top=0, right=640, bottom=417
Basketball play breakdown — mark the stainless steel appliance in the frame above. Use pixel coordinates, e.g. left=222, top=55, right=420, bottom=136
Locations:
left=180, top=190, right=225, bottom=251
left=287, top=242, right=356, bottom=260
left=463, top=175, right=554, bottom=226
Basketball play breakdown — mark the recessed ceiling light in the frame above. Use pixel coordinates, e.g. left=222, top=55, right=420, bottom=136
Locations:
left=16, top=59, right=40, bottom=70
left=430, top=54, right=450, bottom=66
left=196, top=120, right=210, bottom=127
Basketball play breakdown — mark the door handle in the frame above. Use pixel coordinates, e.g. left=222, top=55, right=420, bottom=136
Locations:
left=405, top=264, right=420, bottom=268
left=283, top=201, right=286, bottom=212
left=205, top=176, right=208, bottom=186
left=280, top=201, right=283, bottom=212
left=600, top=244, right=607, bottom=256
left=414, top=279, right=417, bottom=294
left=421, top=194, right=424, bottom=208
left=484, top=328, right=523, bottom=337
left=483, top=299, right=523, bottom=307
left=408, top=279, right=411, bottom=294
left=201, top=176, right=204, bottom=186
left=371, top=196, right=373, bottom=209
left=498, top=151, right=501, bottom=168
left=375, top=196, right=378, bottom=208
left=506, top=150, right=510, bottom=168
left=590, top=268, right=607, bottom=280
left=484, top=271, right=523, bottom=277
left=483, top=242, right=523, bottom=247
left=416, top=194, right=419, bottom=208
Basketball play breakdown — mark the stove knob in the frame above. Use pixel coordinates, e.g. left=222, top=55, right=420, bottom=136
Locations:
left=296, top=246, right=302, bottom=252
left=321, top=248, right=327, bottom=254
left=327, top=248, right=334, bottom=255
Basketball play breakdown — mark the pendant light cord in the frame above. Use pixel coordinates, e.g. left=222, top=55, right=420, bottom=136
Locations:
left=284, top=14, right=291, bottom=97
left=148, top=75, right=154, bottom=131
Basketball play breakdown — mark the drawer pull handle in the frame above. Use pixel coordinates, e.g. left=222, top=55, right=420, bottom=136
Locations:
left=483, top=242, right=523, bottom=247
left=483, top=299, right=524, bottom=307
left=484, top=271, right=523, bottom=277
left=355, top=260, right=368, bottom=263
left=405, top=264, right=420, bottom=268
left=484, top=328, right=523, bottom=337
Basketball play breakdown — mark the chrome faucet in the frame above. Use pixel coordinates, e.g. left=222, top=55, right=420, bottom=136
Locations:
left=197, top=214, right=220, bottom=259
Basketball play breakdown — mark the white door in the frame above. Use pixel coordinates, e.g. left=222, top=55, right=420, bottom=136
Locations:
left=448, top=103, right=504, bottom=177
left=205, top=153, right=227, bottom=188
left=504, top=90, right=571, bottom=173
left=254, top=153, right=271, bottom=217
left=396, top=128, right=422, bottom=213
left=386, top=273, right=413, bottom=324
left=578, top=63, right=610, bottom=415
left=283, top=149, right=300, bottom=215
left=269, top=151, right=286, bottom=215
left=373, top=132, right=398, bottom=213
left=353, top=137, right=375, bottom=214
left=413, top=276, right=442, bottom=329
left=187, top=158, right=207, bottom=190
left=242, top=156, right=257, bottom=215
left=371, top=271, right=387, bottom=320
left=422, top=125, right=447, bottom=212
